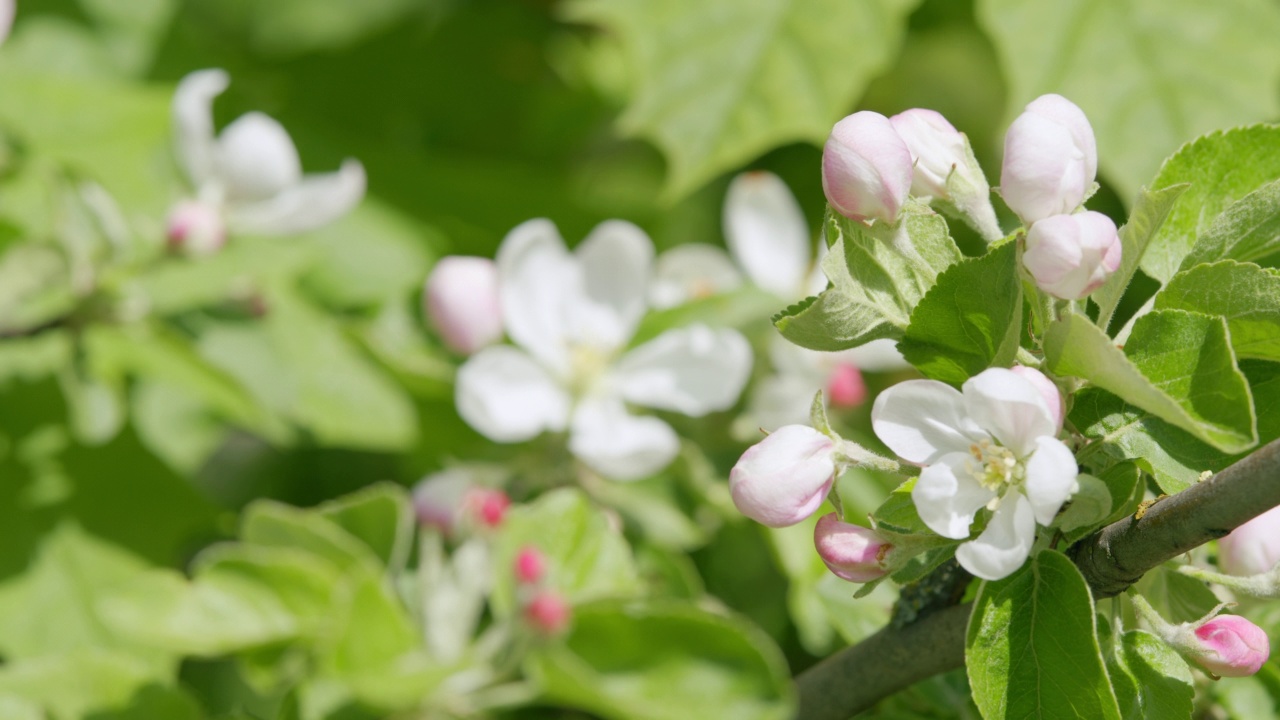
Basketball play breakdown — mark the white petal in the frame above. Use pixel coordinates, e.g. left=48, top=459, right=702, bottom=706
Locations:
left=871, top=379, right=986, bottom=464
left=215, top=112, right=302, bottom=202
left=724, top=172, right=811, bottom=297
left=613, top=325, right=752, bottom=416
left=571, top=220, right=654, bottom=348
left=227, top=159, right=366, bottom=236
left=912, top=452, right=998, bottom=539
left=569, top=398, right=679, bottom=481
left=836, top=338, right=910, bottom=373
left=962, top=368, right=1056, bottom=458
left=455, top=346, right=570, bottom=443
left=495, top=219, right=577, bottom=375
left=172, top=69, right=229, bottom=188
left=648, top=244, right=743, bottom=309
left=1024, top=436, right=1080, bottom=526
left=955, top=492, right=1036, bottom=581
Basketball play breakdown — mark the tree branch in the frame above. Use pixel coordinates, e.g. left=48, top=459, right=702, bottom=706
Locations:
left=796, top=437, right=1280, bottom=719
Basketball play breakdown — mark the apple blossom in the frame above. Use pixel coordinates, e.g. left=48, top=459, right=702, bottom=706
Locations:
left=1219, top=504, right=1280, bottom=576
left=1133, top=595, right=1271, bottom=678
left=166, top=199, right=226, bottom=256
left=871, top=367, right=1080, bottom=580
left=730, top=424, right=836, bottom=528
left=413, top=470, right=510, bottom=536
left=425, top=256, right=503, bottom=355
left=889, top=108, right=1001, bottom=241
left=1009, top=365, right=1064, bottom=433
left=1000, top=94, right=1097, bottom=225
left=514, top=546, right=547, bottom=585
left=455, top=219, right=752, bottom=481
left=168, top=69, right=366, bottom=253
left=1023, top=211, right=1121, bottom=299
left=822, top=111, right=913, bottom=225
left=813, top=513, right=890, bottom=583
left=523, top=591, right=572, bottom=635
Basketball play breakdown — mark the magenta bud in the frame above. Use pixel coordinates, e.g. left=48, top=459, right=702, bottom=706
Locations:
left=1010, top=366, right=1064, bottom=433
left=1022, top=211, right=1121, bottom=299
left=821, top=111, right=913, bottom=225
left=514, top=546, right=547, bottom=585
left=166, top=200, right=226, bottom=256
left=523, top=591, right=572, bottom=635
left=1185, top=614, right=1271, bottom=678
left=1219, top=505, right=1280, bottom=577
left=1000, top=94, right=1097, bottom=225
left=413, top=471, right=509, bottom=536
left=813, top=513, right=890, bottom=583
left=424, top=256, right=503, bottom=355
left=826, top=363, right=867, bottom=409
left=729, top=425, right=836, bottom=528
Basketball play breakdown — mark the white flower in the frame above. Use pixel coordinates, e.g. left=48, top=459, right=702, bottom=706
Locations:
left=822, top=111, right=914, bottom=224
left=455, top=219, right=753, bottom=481
left=871, top=368, right=1080, bottom=580
left=0, top=0, right=13, bottom=47
left=1022, top=211, right=1121, bottom=300
left=168, top=69, right=366, bottom=253
left=425, top=256, right=503, bottom=355
left=1000, top=94, right=1097, bottom=225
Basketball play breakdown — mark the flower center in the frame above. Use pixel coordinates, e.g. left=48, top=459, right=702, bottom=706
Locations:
left=966, top=439, right=1025, bottom=494
left=568, top=344, right=614, bottom=398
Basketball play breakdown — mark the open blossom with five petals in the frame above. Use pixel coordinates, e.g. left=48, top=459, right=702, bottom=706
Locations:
left=456, top=219, right=752, bottom=481
left=871, top=367, right=1080, bottom=580
left=167, top=69, right=366, bottom=254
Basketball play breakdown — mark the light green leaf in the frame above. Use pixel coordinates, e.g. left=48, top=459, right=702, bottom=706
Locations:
left=1181, top=178, right=1280, bottom=271
left=315, top=483, right=414, bottom=573
left=0, top=650, right=192, bottom=720
left=0, top=245, right=75, bottom=336
left=899, top=240, right=1021, bottom=384
left=870, top=478, right=927, bottom=536
left=0, top=331, right=72, bottom=387
left=966, top=550, right=1122, bottom=720
left=241, top=500, right=384, bottom=573
left=301, top=199, right=436, bottom=310
left=633, top=286, right=781, bottom=347
left=1135, top=565, right=1221, bottom=624
left=564, top=0, right=921, bottom=199
left=1136, top=125, right=1280, bottom=282
left=1107, top=629, right=1194, bottom=720
left=771, top=287, right=898, bottom=352
left=1093, top=183, right=1189, bottom=331
left=1157, top=260, right=1280, bottom=362
left=526, top=600, right=795, bottom=720
left=976, top=1, right=1280, bottom=204
left=1044, top=310, right=1255, bottom=453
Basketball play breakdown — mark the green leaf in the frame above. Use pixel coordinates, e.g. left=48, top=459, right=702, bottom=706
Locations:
left=899, top=240, right=1021, bottom=384
left=1093, top=183, right=1189, bottom=331
left=1181, top=178, right=1280, bottom=271
left=526, top=600, right=795, bottom=720
left=0, top=245, right=76, bottom=335
left=0, top=650, right=192, bottom=720
left=1107, top=629, right=1194, bottom=720
left=966, top=550, right=1122, bottom=720
left=633, top=286, right=781, bottom=347
left=1137, top=125, right=1280, bottom=282
left=976, top=2, right=1280, bottom=204
left=1135, top=565, right=1222, bottom=624
left=563, top=0, right=921, bottom=199
left=314, top=483, right=414, bottom=573
left=300, top=200, right=435, bottom=310
left=771, top=287, right=898, bottom=352
left=870, top=478, right=928, bottom=536
left=0, top=331, right=72, bottom=387
left=241, top=500, right=383, bottom=573
left=1044, top=310, right=1256, bottom=453
left=1156, top=260, right=1280, bottom=362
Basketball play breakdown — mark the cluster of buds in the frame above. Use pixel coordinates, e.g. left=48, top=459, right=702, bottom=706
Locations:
left=513, top=545, right=572, bottom=636
left=423, top=256, right=504, bottom=355
left=413, top=469, right=511, bottom=537
left=1132, top=595, right=1271, bottom=678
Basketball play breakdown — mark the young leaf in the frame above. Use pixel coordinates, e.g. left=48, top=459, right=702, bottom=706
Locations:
left=1044, top=310, right=1256, bottom=453
left=898, top=240, right=1022, bottom=384
left=1180, top=178, right=1280, bottom=271
left=966, top=550, right=1123, bottom=720
left=1107, top=630, right=1194, bottom=720
left=1093, top=183, right=1188, bottom=331
left=1156, top=260, right=1280, bottom=362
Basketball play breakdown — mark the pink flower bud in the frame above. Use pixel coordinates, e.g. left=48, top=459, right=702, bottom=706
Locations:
left=822, top=111, right=913, bottom=225
left=413, top=471, right=509, bottom=536
left=1022, top=211, right=1121, bottom=299
left=889, top=109, right=976, bottom=200
left=424, top=256, right=503, bottom=355
left=523, top=591, right=572, bottom=635
left=1010, top=366, right=1064, bottom=433
left=514, top=546, right=547, bottom=585
left=166, top=200, right=226, bottom=256
left=813, top=513, right=890, bottom=583
left=1000, top=94, right=1097, bottom=224
left=1219, top=505, right=1280, bottom=576
left=1183, top=614, right=1271, bottom=678
left=468, top=488, right=510, bottom=529
left=729, top=425, right=836, bottom=528
left=826, top=363, right=867, bottom=409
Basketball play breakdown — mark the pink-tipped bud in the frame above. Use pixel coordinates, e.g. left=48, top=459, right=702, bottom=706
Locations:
left=813, top=513, right=890, bottom=583
left=469, top=488, right=510, bottom=529
left=1219, top=505, right=1280, bottom=577
left=412, top=471, right=508, bottom=536
left=1182, top=615, right=1271, bottom=678
left=889, top=109, right=975, bottom=200
left=523, top=591, right=572, bottom=635
left=1000, top=94, right=1097, bottom=225
left=424, top=256, right=503, bottom=355
left=1022, top=211, right=1121, bottom=299
left=1010, top=366, right=1064, bottom=433
left=821, top=111, right=913, bottom=225
left=730, top=425, right=836, bottom=528
left=166, top=200, right=226, bottom=256
left=514, top=546, right=547, bottom=585
left=826, top=363, right=867, bottom=409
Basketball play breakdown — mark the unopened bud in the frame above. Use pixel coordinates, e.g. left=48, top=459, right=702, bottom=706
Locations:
left=1133, top=594, right=1271, bottom=678
left=413, top=471, right=509, bottom=536
left=813, top=513, right=890, bottom=583
left=821, top=111, right=913, bottom=225
left=468, top=488, right=510, bottom=528
left=523, top=591, right=572, bottom=636
left=890, top=108, right=1002, bottom=242
left=1022, top=211, right=1120, bottom=299
left=1219, top=505, right=1280, bottom=577
left=1010, top=366, right=1064, bottom=433
left=514, top=546, right=547, bottom=585
left=1000, top=94, right=1097, bottom=225
left=166, top=200, right=226, bottom=256
left=424, top=256, right=503, bottom=355
left=826, top=363, right=867, bottom=409
left=730, top=425, right=836, bottom=528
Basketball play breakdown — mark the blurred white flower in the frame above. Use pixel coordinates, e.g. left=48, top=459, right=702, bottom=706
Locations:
left=0, top=0, right=13, bottom=47
left=167, top=69, right=366, bottom=254
left=456, top=219, right=753, bottom=481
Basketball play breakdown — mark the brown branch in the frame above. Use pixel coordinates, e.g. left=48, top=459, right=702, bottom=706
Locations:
left=796, top=437, right=1280, bottom=719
